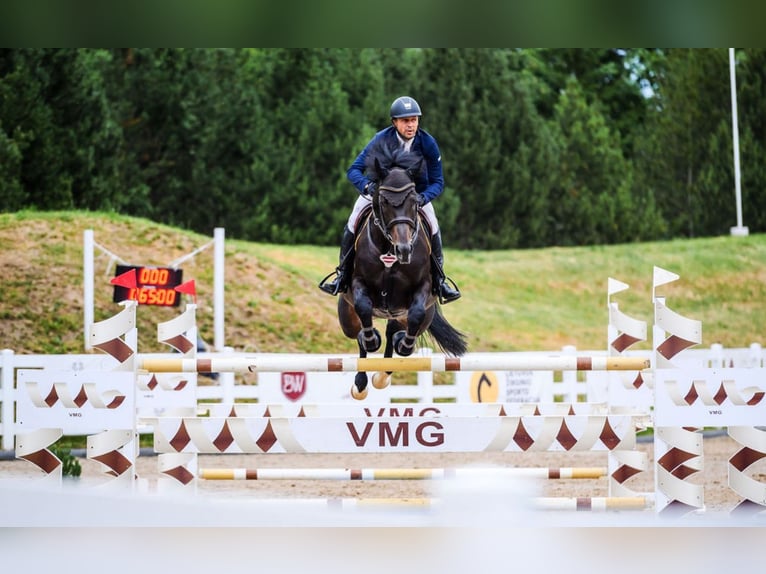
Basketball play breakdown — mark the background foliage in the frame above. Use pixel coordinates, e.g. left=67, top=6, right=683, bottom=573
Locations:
left=1, top=48, right=761, bottom=248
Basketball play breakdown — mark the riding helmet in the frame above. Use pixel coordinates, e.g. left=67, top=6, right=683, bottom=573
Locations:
left=390, top=96, right=422, bottom=118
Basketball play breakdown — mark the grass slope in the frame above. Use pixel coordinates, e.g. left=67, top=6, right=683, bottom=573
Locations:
left=1, top=211, right=764, bottom=356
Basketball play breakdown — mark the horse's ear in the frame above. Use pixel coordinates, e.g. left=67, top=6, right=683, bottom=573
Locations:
left=374, top=157, right=388, bottom=181
left=407, top=158, right=424, bottom=179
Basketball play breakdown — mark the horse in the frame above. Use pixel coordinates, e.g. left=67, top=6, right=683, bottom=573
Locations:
left=337, top=144, right=468, bottom=400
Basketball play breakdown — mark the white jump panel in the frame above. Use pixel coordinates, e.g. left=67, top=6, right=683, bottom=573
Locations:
left=16, top=369, right=135, bottom=435
left=654, top=367, right=766, bottom=426
left=151, top=414, right=637, bottom=454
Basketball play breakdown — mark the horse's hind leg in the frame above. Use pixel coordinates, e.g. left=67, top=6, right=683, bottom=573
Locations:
left=393, top=296, right=430, bottom=357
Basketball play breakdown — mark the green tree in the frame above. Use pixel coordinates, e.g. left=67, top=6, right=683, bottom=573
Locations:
left=417, top=49, right=558, bottom=249
left=4, top=48, right=756, bottom=246
left=636, top=49, right=734, bottom=238
left=0, top=121, right=24, bottom=208
left=0, top=49, right=73, bottom=210
left=242, top=48, right=385, bottom=245
left=731, top=48, right=766, bottom=232
left=109, top=48, right=270, bottom=236
left=533, top=48, right=655, bottom=157
left=551, top=77, right=661, bottom=245
left=112, top=49, right=231, bottom=227
left=0, top=49, right=123, bottom=212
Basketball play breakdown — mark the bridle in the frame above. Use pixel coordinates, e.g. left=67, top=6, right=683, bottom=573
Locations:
left=371, top=177, right=421, bottom=259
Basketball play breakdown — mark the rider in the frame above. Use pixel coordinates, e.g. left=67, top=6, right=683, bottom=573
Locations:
left=319, top=96, right=461, bottom=304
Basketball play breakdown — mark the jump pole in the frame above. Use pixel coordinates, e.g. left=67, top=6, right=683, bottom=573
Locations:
left=140, top=355, right=649, bottom=374
left=198, top=467, right=608, bottom=481
left=177, top=496, right=649, bottom=511
left=534, top=496, right=650, bottom=511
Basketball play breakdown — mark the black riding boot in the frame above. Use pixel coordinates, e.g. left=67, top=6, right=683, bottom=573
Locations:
left=431, top=231, right=461, bottom=304
left=319, top=228, right=356, bottom=296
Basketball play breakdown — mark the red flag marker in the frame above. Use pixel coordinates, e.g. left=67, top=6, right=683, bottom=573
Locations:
left=175, top=279, right=197, bottom=303
left=110, top=268, right=137, bottom=288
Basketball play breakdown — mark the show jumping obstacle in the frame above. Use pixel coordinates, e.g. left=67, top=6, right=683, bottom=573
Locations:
left=6, top=264, right=766, bottom=520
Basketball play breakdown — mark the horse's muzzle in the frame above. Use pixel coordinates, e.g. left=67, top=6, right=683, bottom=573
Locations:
left=395, top=243, right=412, bottom=264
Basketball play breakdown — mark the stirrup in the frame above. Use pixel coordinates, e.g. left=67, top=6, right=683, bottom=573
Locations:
left=438, top=276, right=461, bottom=304
left=318, top=270, right=343, bottom=296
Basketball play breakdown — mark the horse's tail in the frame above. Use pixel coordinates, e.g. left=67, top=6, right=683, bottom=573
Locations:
left=426, top=305, right=468, bottom=356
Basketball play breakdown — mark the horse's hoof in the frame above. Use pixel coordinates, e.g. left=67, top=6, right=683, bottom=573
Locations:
left=351, top=384, right=368, bottom=400
left=351, top=373, right=369, bottom=400
left=393, top=331, right=415, bottom=356
left=357, top=329, right=382, bottom=353
left=372, top=372, right=391, bottom=390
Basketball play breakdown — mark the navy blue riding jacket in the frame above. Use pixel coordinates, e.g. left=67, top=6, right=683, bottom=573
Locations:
left=346, top=126, right=444, bottom=204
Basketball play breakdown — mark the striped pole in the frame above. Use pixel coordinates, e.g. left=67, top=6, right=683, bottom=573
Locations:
left=184, top=497, right=649, bottom=511
left=198, top=467, right=608, bottom=481
left=534, top=496, right=650, bottom=511
left=337, top=496, right=650, bottom=511
left=140, top=354, right=649, bottom=374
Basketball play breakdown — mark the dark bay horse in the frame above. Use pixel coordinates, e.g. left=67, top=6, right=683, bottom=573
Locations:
left=338, top=145, right=468, bottom=400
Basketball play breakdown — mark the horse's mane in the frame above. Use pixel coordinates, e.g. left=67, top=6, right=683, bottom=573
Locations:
left=365, top=140, right=423, bottom=180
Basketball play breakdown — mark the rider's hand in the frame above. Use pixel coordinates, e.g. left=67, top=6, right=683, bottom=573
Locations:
left=415, top=193, right=427, bottom=207
left=363, top=181, right=377, bottom=196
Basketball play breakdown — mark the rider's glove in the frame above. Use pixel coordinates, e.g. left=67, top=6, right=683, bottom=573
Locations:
left=415, top=193, right=427, bottom=207
left=363, top=181, right=377, bottom=196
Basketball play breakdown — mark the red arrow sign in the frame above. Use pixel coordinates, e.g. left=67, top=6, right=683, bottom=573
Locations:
left=110, top=268, right=137, bottom=288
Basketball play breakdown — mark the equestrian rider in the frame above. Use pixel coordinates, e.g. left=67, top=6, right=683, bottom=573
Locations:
left=319, top=96, right=461, bottom=304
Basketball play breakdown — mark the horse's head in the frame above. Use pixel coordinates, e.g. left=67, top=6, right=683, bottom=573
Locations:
left=368, top=148, right=424, bottom=265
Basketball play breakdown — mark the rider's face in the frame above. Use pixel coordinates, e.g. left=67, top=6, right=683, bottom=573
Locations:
left=393, top=116, right=419, bottom=140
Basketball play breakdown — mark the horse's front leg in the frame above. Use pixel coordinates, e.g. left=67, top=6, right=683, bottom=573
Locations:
left=353, top=285, right=381, bottom=354
left=372, top=320, right=398, bottom=390
left=350, top=283, right=380, bottom=400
